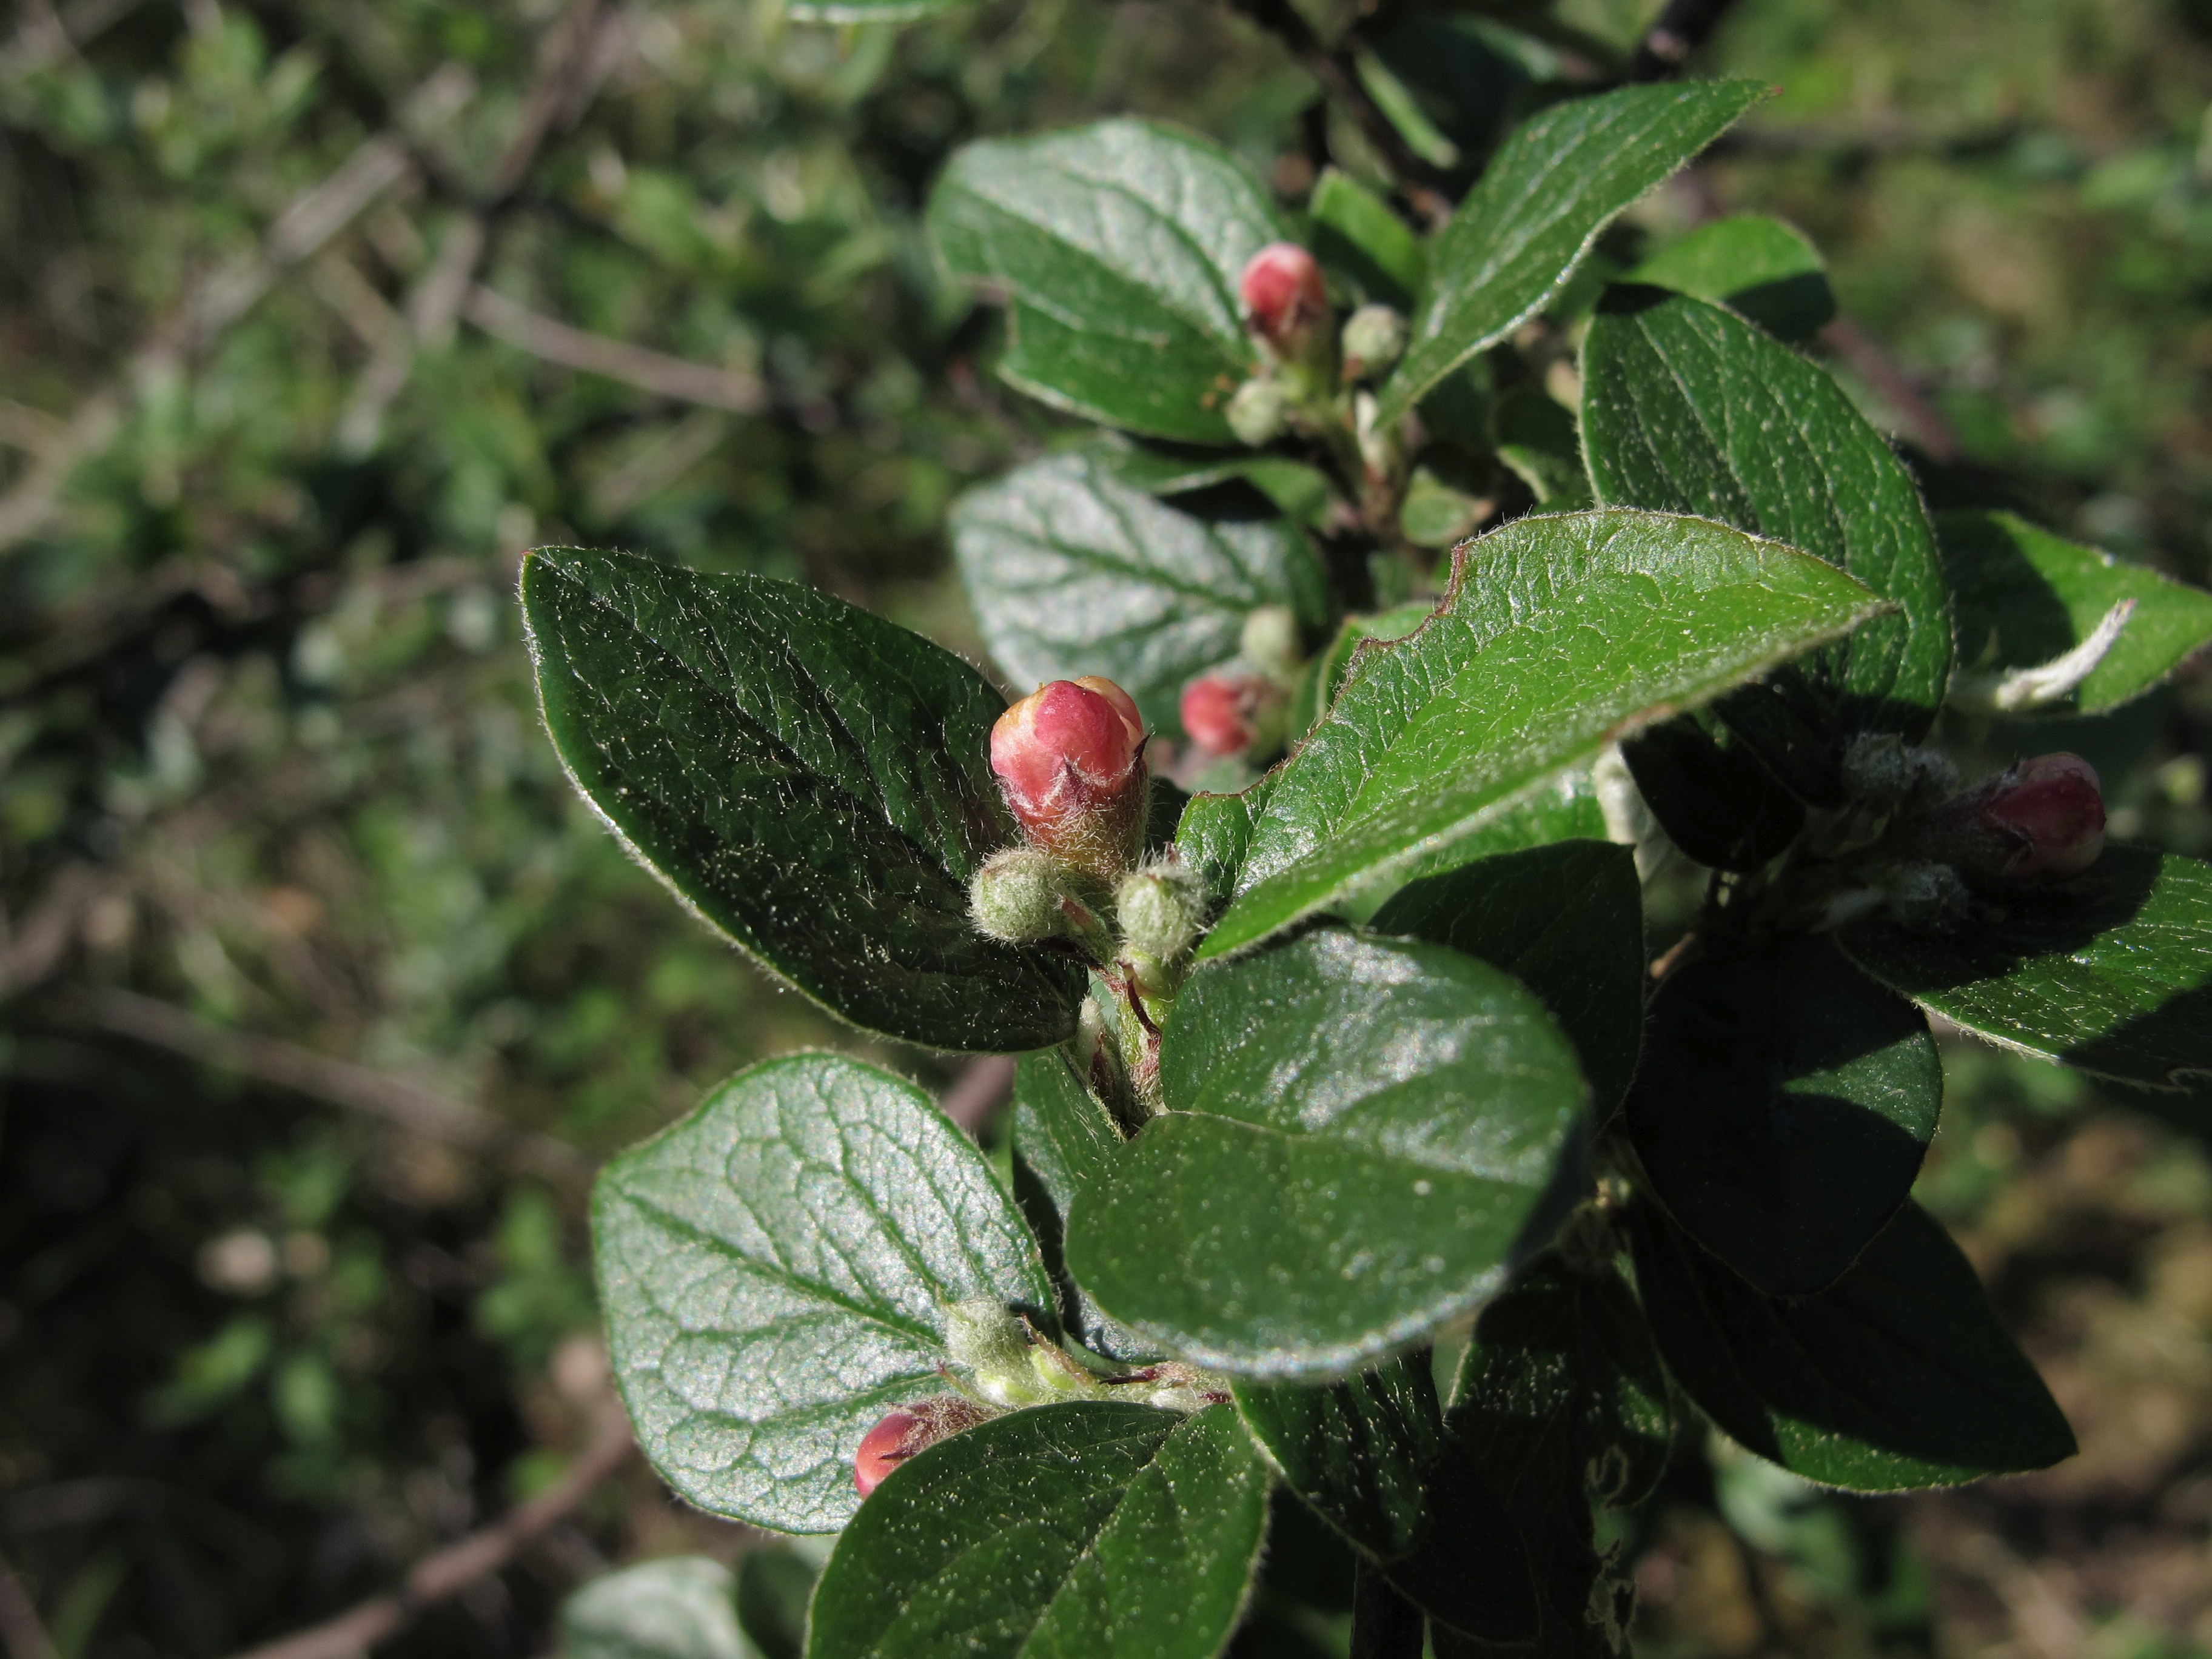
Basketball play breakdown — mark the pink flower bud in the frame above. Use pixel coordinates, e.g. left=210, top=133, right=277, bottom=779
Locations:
left=1900, top=751, right=2107, bottom=886
left=853, top=1396, right=993, bottom=1497
left=1239, top=243, right=1327, bottom=348
left=1180, top=670, right=1287, bottom=759
left=1980, top=752, right=2106, bottom=879
left=990, top=677, right=1148, bottom=878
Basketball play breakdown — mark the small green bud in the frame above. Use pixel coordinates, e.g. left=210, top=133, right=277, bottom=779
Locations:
left=968, top=847, right=1068, bottom=943
left=942, top=1298, right=1042, bottom=1407
left=1116, top=856, right=1207, bottom=964
left=1227, top=376, right=1293, bottom=447
left=1340, top=303, right=1406, bottom=381
left=1239, top=605, right=1301, bottom=679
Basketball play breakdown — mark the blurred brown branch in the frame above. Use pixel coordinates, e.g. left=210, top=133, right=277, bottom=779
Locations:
left=223, top=1394, right=634, bottom=1659
left=461, top=287, right=771, bottom=414
left=942, top=1054, right=1017, bottom=1134
left=87, top=990, right=591, bottom=1185
left=0, top=1544, right=56, bottom=1659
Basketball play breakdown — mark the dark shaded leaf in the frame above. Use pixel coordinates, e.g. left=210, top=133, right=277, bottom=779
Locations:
left=1621, top=711, right=1804, bottom=872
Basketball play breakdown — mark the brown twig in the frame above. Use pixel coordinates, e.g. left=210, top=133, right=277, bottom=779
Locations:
left=940, top=1054, right=1018, bottom=1134
left=221, top=1396, right=634, bottom=1659
left=85, top=990, right=590, bottom=1185
left=1817, top=315, right=1962, bottom=463
left=0, top=1545, right=56, bottom=1659
left=461, top=287, right=769, bottom=414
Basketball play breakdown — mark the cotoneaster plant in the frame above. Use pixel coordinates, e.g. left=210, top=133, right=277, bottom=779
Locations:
left=523, top=53, right=2212, bottom=1659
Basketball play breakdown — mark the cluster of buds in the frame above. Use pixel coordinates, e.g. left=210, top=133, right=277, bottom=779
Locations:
left=1891, top=751, right=2108, bottom=891
left=1178, top=605, right=1303, bottom=765
left=851, top=1300, right=1227, bottom=1498
left=1225, top=243, right=1404, bottom=450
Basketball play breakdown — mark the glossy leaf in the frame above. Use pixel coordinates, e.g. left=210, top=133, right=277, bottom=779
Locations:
left=594, top=1054, right=1055, bottom=1533
left=1201, top=509, right=1885, bottom=959
left=1446, top=1257, right=1672, bottom=1653
left=1375, top=79, right=1766, bottom=426
left=1622, top=710, right=1803, bottom=873
left=1938, top=510, right=2212, bottom=715
left=1629, top=212, right=1837, bottom=341
left=1175, top=772, right=1279, bottom=912
left=1627, top=937, right=1941, bottom=1296
left=930, top=119, right=1290, bottom=444
left=1631, top=1199, right=2074, bottom=1491
left=1067, top=928, right=1584, bottom=1377
left=950, top=450, right=1324, bottom=735
left=1234, top=1358, right=1540, bottom=1642
left=523, top=548, right=1080, bottom=1052
left=806, top=1402, right=1269, bottom=1659
left=563, top=1558, right=751, bottom=1659
left=1287, top=600, right=1438, bottom=740
left=1841, top=846, right=2212, bottom=1090
left=1087, top=433, right=1336, bottom=526
left=1309, top=167, right=1426, bottom=307
left=1372, top=840, right=1644, bottom=1119
left=1010, top=1050, right=1157, bottom=1362
left=1583, top=286, right=1954, bottom=799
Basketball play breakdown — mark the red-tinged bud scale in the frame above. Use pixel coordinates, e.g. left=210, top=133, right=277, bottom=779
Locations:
left=853, top=1396, right=993, bottom=1497
left=1181, top=670, right=1287, bottom=759
left=990, top=677, right=1148, bottom=879
left=1239, top=243, right=1327, bottom=348
left=1899, top=751, right=2107, bottom=886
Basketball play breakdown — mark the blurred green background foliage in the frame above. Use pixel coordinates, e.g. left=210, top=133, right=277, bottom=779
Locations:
left=1, top=1, right=2209, bottom=1655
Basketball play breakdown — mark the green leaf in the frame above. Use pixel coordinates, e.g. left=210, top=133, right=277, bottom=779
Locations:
left=805, top=1402, right=1269, bottom=1659
left=736, top=1549, right=820, bottom=1659
left=1446, top=1257, right=1672, bottom=1653
left=950, top=451, right=1325, bottom=736
left=1582, top=286, right=1954, bottom=800
left=1629, top=1198, right=2075, bottom=1492
left=1840, top=846, right=2212, bottom=1091
left=1375, top=79, right=1767, bottom=426
left=1085, top=434, right=1336, bottom=527
left=1233, top=1358, right=1540, bottom=1642
left=929, top=119, right=1291, bottom=444
left=1287, top=602, right=1438, bottom=742
left=1175, top=771, right=1279, bottom=912
left=594, top=1054, right=1056, bottom=1533
left=1067, top=927, right=1585, bottom=1376
left=1937, top=510, right=2212, bottom=715
left=1309, top=167, right=1426, bottom=308
left=522, top=548, right=1081, bottom=1053
left=563, top=1558, right=751, bottom=1659
left=1493, top=386, right=1594, bottom=511
left=1629, top=213, right=1837, bottom=342
left=1010, top=1051, right=1158, bottom=1363
left=1626, top=936, right=1941, bottom=1296
left=1621, top=711, right=1803, bottom=873
left=1371, top=840, right=1645, bottom=1119
left=1201, top=509, right=1885, bottom=960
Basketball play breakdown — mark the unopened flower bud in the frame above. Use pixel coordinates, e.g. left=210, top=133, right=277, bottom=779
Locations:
left=1340, top=303, right=1406, bottom=381
left=990, top=677, right=1149, bottom=879
left=1227, top=376, right=1293, bottom=447
left=1117, top=856, right=1208, bottom=965
left=1900, top=752, right=2106, bottom=886
left=1981, top=752, right=2106, bottom=879
left=1239, top=605, right=1301, bottom=679
left=968, top=846, right=1111, bottom=959
left=1239, top=242, right=1328, bottom=349
left=853, top=1395, right=994, bottom=1496
left=1181, top=668, right=1288, bottom=759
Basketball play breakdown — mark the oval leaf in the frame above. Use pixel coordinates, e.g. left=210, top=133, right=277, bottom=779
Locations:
left=1582, top=285, right=1954, bottom=798
left=929, top=119, right=1290, bottom=444
left=1627, top=936, right=1941, bottom=1296
left=1840, top=846, right=2212, bottom=1091
left=1233, top=1358, right=1540, bottom=1643
left=806, top=1401, right=1269, bottom=1659
left=594, top=1054, right=1054, bottom=1533
left=951, top=450, right=1324, bottom=735
left=1938, top=509, right=2212, bottom=716
left=1066, top=928, right=1585, bottom=1377
left=563, top=1559, right=751, bottom=1659
left=1370, top=840, right=1646, bottom=1120
left=523, top=548, right=1081, bottom=1052
left=1627, top=212, right=1837, bottom=342
left=1629, top=1199, right=2076, bottom=1492
left=1200, top=509, right=1885, bottom=959
left=1375, top=79, right=1768, bottom=426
